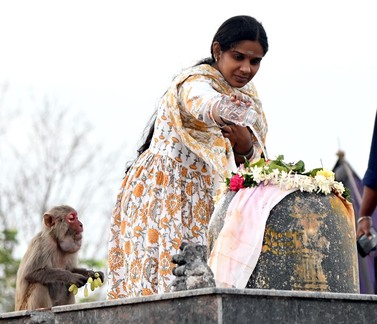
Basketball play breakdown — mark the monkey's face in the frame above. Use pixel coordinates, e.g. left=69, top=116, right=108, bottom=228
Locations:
left=59, top=211, right=83, bottom=253
left=66, top=211, right=83, bottom=240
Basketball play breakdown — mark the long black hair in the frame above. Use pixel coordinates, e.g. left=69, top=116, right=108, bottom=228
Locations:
left=125, top=15, right=268, bottom=173
left=124, top=109, right=157, bottom=173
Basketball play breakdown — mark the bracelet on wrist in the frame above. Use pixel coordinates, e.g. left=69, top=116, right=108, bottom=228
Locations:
left=233, top=145, right=254, bottom=160
left=357, top=216, right=373, bottom=224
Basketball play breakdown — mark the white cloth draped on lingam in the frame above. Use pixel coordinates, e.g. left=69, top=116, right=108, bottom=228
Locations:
left=208, top=184, right=297, bottom=289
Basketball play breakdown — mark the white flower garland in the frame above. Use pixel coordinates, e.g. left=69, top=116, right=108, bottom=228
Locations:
left=237, top=165, right=345, bottom=195
left=219, top=156, right=348, bottom=202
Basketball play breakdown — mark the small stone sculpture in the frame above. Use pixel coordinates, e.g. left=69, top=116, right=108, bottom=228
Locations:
left=171, top=242, right=216, bottom=291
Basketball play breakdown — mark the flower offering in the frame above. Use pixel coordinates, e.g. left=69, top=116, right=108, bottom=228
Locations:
left=223, top=155, right=350, bottom=200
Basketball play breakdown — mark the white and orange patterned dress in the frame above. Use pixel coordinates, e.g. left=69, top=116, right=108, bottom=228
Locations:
left=107, top=64, right=268, bottom=299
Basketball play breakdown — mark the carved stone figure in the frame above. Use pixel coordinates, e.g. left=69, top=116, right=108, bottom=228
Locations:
left=171, top=242, right=216, bottom=291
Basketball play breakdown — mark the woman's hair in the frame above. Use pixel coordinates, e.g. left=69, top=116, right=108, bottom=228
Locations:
left=198, top=15, right=268, bottom=65
left=125, top=15, right=268, bottom=173
left=124, top=109, right=157, bottom=174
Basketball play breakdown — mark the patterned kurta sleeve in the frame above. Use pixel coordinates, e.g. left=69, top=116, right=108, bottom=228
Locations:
left=178, top=78, right=268, bottom=158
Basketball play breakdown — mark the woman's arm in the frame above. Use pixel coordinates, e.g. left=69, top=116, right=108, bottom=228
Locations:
left=178, top=80, right=267, bottom=158
left=221, top=125, right=254, bottom=165
left=179, top=80, right=261, bottom=127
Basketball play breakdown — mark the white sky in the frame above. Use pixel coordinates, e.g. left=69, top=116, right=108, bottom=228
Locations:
left=1, top=0, right=376, bottom=179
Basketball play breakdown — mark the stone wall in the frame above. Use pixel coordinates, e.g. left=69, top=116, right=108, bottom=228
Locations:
left=2, top=288, right=377, bottom=323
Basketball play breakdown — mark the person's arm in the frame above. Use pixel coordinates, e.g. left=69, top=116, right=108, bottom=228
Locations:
left=179, top=80, right=258, bottom=126
left=178, top=80, right=267, bottom=160
left=357, top=186, right=377, bottom=238
left=357, top=111, right=377, bottom=238
left=221, top=125, right=254, bottom=165
left=360, top=186, right=377, bottom=216
left=219, top=93, right=255, bottom=164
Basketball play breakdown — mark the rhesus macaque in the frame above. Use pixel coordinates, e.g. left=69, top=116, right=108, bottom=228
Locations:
left=15, top=205, right=104, bottom=311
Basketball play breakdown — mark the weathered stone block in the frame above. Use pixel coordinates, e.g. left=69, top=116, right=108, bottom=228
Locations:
left=208, top=190, right=359, bottom=293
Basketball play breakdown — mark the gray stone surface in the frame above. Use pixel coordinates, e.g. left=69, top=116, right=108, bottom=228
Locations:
left=0, top=309, right=54, bottom=324
left=247, top=191, right=359, bottom=293
left=207, top=190, right=236, bottom=258
left=208, top=190, right=359, bottom=293
left=2, top=288, right=377, bottom=323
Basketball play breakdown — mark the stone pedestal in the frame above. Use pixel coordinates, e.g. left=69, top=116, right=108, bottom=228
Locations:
left=208, top=190, right=359, bottom=293
left=1, top=288, right=377, bottom=323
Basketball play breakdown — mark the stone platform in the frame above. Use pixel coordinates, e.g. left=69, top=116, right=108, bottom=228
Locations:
left=2, top=288, right=377, bottom=323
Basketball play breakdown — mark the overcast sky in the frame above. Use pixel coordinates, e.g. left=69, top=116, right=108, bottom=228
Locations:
left=1, top=0, right=376, bottom=179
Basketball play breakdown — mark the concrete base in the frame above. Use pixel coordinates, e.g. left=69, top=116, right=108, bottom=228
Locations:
left=2, top=288, right=377, bottom=323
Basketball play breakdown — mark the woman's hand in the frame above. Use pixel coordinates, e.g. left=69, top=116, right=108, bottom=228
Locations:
left=219, top=93, right=255, bottom=165
left=230, top=93, right=252, bottom=107
left=221, top=125, right=251, bottom=148
left=213, top=92, right=253, bottom=127
left=222, top=125, right=253, bottom=165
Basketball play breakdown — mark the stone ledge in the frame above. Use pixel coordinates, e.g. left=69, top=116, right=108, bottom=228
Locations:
left=2, top=288, right=377, bottom=323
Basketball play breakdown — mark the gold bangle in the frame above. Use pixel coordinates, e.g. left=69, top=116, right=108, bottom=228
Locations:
left=357, top=216, right=373, bottom=224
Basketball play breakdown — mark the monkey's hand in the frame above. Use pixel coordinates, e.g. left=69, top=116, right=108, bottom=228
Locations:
left=69, top=273, right=88, bottom=288
left=87, top=270, right=105, bottom=283
left=72, top=268, right=103, bottom=281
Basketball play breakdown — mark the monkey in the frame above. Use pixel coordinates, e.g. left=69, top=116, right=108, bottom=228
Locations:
left=15, top=205, right=104, bottom=311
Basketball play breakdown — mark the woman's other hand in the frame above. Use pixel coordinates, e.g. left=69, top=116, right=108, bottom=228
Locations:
left=221, top=125, right=251, bottom=148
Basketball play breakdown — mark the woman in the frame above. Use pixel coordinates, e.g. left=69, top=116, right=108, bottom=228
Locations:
left=107, top=15, right=269, bottom=298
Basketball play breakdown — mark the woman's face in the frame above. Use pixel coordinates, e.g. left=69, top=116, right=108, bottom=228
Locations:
left=213, top=40, right=264, bottom=88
